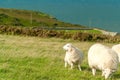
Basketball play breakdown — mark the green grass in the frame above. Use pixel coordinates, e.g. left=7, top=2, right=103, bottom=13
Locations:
left=63, top=29, right=102, bottom=34
left=0, top=34, right=119, bottom=80
left=0, top=8, right=86, bottom=28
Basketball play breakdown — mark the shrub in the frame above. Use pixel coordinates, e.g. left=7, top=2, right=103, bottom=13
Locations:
left=72, top=32, right=93, bottom=41
left=0, top=25, right=119, bottom=43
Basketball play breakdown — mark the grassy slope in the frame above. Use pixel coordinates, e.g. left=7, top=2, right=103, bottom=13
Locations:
left=0, top=8, right=102, bottom=34
left=0, top=34, right=119, bottom=80
left=0, top=8, right=85, bottom=28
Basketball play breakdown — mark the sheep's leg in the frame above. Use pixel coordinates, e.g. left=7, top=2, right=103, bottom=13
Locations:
left=78, top=64, right=82, bottom=71
left=92, top=68, right=96, bottom=76
left=102, top=71, right=105, bottom=76
left=65, top=62, right=67, bottom=68
left=70, top=63, right=74, bottom=69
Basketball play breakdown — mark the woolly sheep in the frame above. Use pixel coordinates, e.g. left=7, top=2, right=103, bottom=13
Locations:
left=63, top=43, right=84, bottom=71
left=88, top=43, right=119, bottom=79
left=112, top=44, right=120, bottom=62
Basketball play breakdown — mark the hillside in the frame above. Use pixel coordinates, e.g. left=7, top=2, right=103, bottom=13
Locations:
left=0, top=8, right=85, bottom=28
left=0, top=8, right=120, bottom=43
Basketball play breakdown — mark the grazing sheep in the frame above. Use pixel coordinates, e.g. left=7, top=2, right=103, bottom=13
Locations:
left=88, top=43, right=119, bottom=79
left=112, top=44, right=120, bottom=62
left=63, top=43, right=84, bottom=71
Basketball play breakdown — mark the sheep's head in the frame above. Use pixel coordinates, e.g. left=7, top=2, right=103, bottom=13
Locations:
left=63, top=43, right=73, bottom=51
left=103, top=69, right=113, bottom=79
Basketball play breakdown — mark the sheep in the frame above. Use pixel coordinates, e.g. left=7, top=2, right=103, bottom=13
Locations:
left=112, top=44, right=120, bottom=62
left=63, top=43, right=84, bottom=71
left=88, top=43, right=119, bottom=79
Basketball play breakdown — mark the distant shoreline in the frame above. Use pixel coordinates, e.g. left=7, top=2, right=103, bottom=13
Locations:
left=94, top=28, right=119, bottom=37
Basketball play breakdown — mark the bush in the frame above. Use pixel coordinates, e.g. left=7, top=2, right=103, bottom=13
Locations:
left=0, top=25, right=119, bottom=43
left=72, top=32, right=93, bottom=41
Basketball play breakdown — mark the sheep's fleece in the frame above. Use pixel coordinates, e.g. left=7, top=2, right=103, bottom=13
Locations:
left=112, top=44, right=120, bottom=62
left=63, top=43, right=83, bottom=71
left=88, top=43, right=119, bottom=79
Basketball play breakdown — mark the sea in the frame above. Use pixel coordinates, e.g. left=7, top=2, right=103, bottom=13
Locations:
left=0, top=0, right=120, bottom=32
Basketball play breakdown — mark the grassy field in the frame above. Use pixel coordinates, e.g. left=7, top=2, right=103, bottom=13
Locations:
left=0, top=34, right=119, bottom=80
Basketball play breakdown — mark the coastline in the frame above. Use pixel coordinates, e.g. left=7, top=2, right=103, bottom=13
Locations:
left=94, top=28, right=119, bottom=37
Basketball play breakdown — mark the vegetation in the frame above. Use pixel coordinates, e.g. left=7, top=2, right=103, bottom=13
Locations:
left=1, top=8, right=119, bottom=43
left=0, top=25, right=119, bottom=43
left=0, top=34, right=119, bottom=80
left=0, top=8, right=85, bottom=28
left=0, top=8, right=119, bottom=80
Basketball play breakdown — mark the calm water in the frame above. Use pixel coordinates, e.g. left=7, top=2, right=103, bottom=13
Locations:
left=0, top=0, right=120, bottom=32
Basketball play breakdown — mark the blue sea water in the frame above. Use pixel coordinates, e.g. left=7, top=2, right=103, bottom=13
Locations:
left=0, top=0, right=120, bottom=32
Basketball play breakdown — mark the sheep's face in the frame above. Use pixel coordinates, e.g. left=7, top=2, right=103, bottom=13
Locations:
left=103, top=69, right=112, bottom=79
left=63, top=43, right=72, bottom=51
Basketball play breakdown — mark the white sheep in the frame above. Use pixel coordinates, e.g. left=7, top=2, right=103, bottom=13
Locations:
left=63, top=43, right=84, bottom=71
left=112, top=44, right=120, bottom=62
left=88, top=43, right=119, bottom=79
